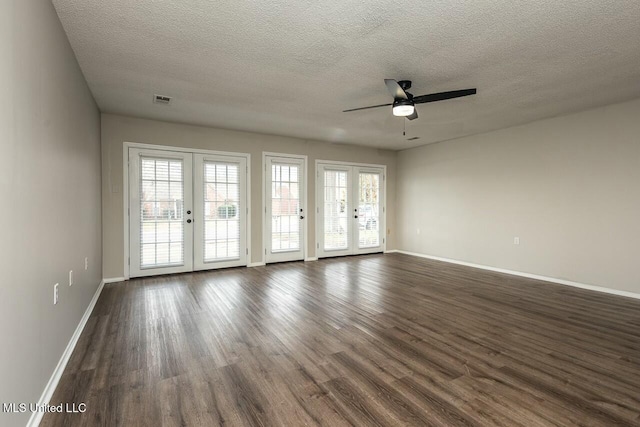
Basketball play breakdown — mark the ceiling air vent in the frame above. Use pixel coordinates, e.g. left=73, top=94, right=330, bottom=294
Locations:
left=407, top=136, right=420, bottom=141
left=153, top=94, right=172, bottom=105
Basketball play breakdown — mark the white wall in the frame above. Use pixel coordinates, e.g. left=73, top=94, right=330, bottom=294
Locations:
left=0, top=1, right=102, bottom=426
left=101, top=114, right=397, bottom=279
left=397, top=98, right=640, bottom=294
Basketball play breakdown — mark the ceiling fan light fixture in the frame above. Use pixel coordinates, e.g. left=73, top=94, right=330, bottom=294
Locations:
left=392, top=99, right=415, bottom=117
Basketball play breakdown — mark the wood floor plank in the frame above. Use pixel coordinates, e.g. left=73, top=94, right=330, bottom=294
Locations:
left=321, top=376, right=398, bottom=427
left=42, top=253, right=640, bottom=426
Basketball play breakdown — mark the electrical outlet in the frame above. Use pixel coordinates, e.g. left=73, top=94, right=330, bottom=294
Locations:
left=417, top=228, right=421, bottom=235
left=514, top=237, right=520, bottom=245
left=84, top=257, right=88, bottom=271
left=54, top=283, right=59, bottom=305
left=69, top=270, right=74, bottom=286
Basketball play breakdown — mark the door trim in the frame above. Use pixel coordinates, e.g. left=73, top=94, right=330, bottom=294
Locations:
left=315, top=160, right=387, bottom=258
left=123, top=142, right=251, bottom=280
left=262, top=152, right=308, bottom=264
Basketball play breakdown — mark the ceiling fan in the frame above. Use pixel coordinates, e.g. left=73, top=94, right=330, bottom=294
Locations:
left=343, top=79, right=477, bottom=120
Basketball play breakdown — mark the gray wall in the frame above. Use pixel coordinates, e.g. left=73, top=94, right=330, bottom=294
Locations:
left=397, top=98, right=640, bottom=294
left=0, top=1, right=102, bottom=426
left=101, top=114, right=397, bottom=279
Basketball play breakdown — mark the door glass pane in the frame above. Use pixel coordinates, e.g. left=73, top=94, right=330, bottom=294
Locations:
left=358, top=172, right=380, bottom=248
left=324, top=170, right=348, bottom=250
left=271, top=163, right=301, bottom=252
left=203, top=162, right=240, bottom=261
left=139, top=157, right=184, bottom=267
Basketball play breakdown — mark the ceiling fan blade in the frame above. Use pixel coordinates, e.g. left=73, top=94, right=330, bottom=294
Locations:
left=407, top=109, right=418, bottom=120
left=384, top=79, right=408, bottom=100
left=343, top=103, right=392, bottom=112
left=412, top=88, right=477, bottom=104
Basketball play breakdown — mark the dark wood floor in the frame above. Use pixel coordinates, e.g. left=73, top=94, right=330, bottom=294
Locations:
left=42, top=253, right=640, bottom=426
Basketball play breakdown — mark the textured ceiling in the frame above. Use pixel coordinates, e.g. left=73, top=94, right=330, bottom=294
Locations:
left=52, top=0, right=640, bottom=150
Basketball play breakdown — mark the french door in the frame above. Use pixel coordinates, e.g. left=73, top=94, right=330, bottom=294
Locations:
left=193, top=154, right=248, bottom=270
left=129, top=148, right=193, bottom=276
left=129, top=147, right=248, bottom=277
left=265, top=155, right=306, bottom=263
left=316, top=162, right=385, bottom=258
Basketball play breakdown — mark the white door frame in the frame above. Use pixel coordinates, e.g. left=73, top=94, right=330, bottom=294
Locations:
left=123, top=142, right=251, bottom=280
left=262, top=152, right=308, bottom=263
left=315, top=160, right=387, bottom=258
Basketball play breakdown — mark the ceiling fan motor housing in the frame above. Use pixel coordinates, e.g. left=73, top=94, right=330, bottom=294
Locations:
left=397, top=80, right=412, bottom=91
left=393, top=98, right=414, bottom=108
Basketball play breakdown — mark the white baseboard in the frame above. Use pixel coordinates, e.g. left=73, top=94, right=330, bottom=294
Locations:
left=384, top=249, right=398, bottom=254
left=103, top=277, right=125, bottom=284
left=304, top=257, right=318, bottom=262
left=251, top=258, right=317, bottom=266
left=27, top=279, right=105, bottom=427
left=394, top=250, right=640, bottom=300
left=248, top=262, right=266, bottom=267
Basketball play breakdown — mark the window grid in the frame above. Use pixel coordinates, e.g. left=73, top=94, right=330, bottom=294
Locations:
left=140, top=158, right=184, bottom=267
left=358, top=173, right=380, bottom=248
left=323, top=170, right=348, bottom=250
left=271, top=164, right=300, bottom=252
left=203, top=162, right=240, bottom=262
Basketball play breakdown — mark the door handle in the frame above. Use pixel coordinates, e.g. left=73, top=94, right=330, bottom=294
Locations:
left=300, top=216, right=305, bottom=220
left=354, top=215, right=358, bottom=218
left=187, top=219, right=192, bottom=223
